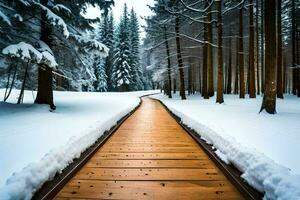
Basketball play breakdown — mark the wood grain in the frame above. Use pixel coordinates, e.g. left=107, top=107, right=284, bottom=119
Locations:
left=54, top=98, right=244, bottom=200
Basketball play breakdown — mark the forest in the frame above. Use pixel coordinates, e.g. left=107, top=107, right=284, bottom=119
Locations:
left=0, top=0, right=151, bottom=110
left=143, top=0, right=300, bottom=114
left=1, top=1, right=300, bottom=199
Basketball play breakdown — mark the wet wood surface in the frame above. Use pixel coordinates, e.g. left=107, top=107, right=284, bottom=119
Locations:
left=54, top=97, right=244, bottom=200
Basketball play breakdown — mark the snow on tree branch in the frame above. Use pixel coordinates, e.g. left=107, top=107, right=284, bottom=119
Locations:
left=0, top=10, right=11, bottom=25
left=2, top=42, right=42, bottom=63
left=2, top=41, right=58, bottom=69
left=52, top=4, right=71, bottom=15
left=34, top=2, right=70, bottom=38
left=70, top=34, right=109, bottom=58
left=37, top=41, right=58, bottom=69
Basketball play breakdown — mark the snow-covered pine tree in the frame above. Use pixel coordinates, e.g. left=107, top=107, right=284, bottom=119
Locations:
left=129, top=8, right=143, bottom=91
left=100, top=12, right=115, bottom=91
left=93, top=58, right=108, bottom=92
left=0, top=0, right=113, bottom=109
left=111, top=4, right=132, bottom=92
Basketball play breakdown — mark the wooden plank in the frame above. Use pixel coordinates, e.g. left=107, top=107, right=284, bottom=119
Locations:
left=100, top=146, right=200, bottom=153
left=85, top=159, right=215, bottom=169
left=92, top=152, right=207, bottom=160
left=54, top=97, right=244, bottom=200
left=55, top=180, right=243, bottom=200
left=73, top=168, right=226, bottom=181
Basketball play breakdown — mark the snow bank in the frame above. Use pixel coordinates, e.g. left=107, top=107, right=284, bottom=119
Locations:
left=0, top=89, right=158, bottom=200
left=152, top=93, right=300, bottom=200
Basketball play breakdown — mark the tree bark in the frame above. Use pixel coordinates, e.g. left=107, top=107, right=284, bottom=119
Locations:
left=4, top=63, right=18, bottom=102
left=249, top=0, right=256, bottom=98
left=234, top=36, right=239, bottom=94
left=277, top=0, right=284, bottom=98
left=260, top=0, right=277, bottom=114
left=35, top=0, right=55, bottom=109
left=261, top=0, right=265, bottom=93
left=292, top=0, right=297, bottom=95
left=173, top=78, right=176, bottom=93
left=216, top=0, right=224, bottom=104
left=175, top=16, right=186, bottom=100
left=164, top=26, right=172, bottom=98
left=255, top=0, right=260, bottom=95
left=17, top=61, right=30, bottom=104
left=239, top=6, right=245, bottom=98
left=207, top=6, right=214, bottom=97
left=202, top=13, right=209, bottom=99
left=226, top=27, right=232, bottom=94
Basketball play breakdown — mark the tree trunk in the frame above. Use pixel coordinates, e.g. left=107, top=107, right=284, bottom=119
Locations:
left=4, top=63, right=18, bottom=102
left=216, top=0, right=224, bottom=104
left=226, top=28, right=232, bottom=94
left=173, top=78, right=176, bottom=93
left=35, top=0, right=55, bottom=109
left=164, top=26, right=172, bottom=98
left=260, top=0, right=277, bottom=114
left=198, top=62, right=202, bottom=94
left=249, top=0, right=256, bottom=98
left=208, top=6, right=214, bottom=97
left=255, top=0, right=260, bottom=95
left=234, top=36, right=239, bottom=94
left=277, top=0, right=284, bottom=98
left=175, top=16, right=186, bottom=100
left=202, top=13, right=209, bottom=99
left=292, top=0, right=297, bottom=95
left=261, top=0, right=265, bottom=93
left=239, top=7, right=245, bottom=98
left=17, top=62, right=30, bottom=104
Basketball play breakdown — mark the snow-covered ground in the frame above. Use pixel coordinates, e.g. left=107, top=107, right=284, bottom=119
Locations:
left=152, top=93, right=300, bottom=200
left=0, top=89, right=158, bottom=200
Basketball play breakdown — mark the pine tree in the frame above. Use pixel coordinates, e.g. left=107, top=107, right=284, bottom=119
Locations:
left=0, top=0, right=113, bottom=108
left=129, top=8, right=143, bottom=91
left=93, top=58, right=108, bottom=92
left=111, top=3, right=132, bottom=92
left=100, top=12, right=115, bottom=91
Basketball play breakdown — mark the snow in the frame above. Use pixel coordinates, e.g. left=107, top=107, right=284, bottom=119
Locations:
left=70, top=34, right=109, bottom=57
left=0, top=89, right=158, bottom=200
left=2, top=42, right=42, bottom=63
left=52, top=4, right=71, bottom=15
left=35, top=2, right=69, bottom=38
left=152, top=93, right=300, bottom=200
left=2, top=42, right=58, bottom=69
left=0, top=10, right=11, bottom=25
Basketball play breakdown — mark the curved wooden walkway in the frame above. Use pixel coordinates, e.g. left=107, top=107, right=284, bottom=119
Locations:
left=54, top=97, right=244, bottom=200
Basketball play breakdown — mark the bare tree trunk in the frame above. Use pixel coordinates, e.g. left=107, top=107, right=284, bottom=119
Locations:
left=256, top=0, right=260, bottom=95
left=260, top=0, right=277, bottom=114
left=35, top=0, right=55, bottom=110
left=4, top=64, right=18, bottom=102
left=277, top=0, right=284, bottom=98
left=175, top=16, right=186, bottom=100
left=202, top=13, right=209, bottom=99
left=234, top=36, right=239, bottom=94
left=261, top=0, right=265, bottom=93
left=208, top=6, right=214, bottom=97
left=226, top=27, right=232, bottom=94
left=188, top=63, right=192, bottom=95
left=216, top=0, right=224, bottom=104
left=239, top=7, right=245, bottom=98
left=17, top=61, right=30, bottom=104
left=249, top=0, right=256, bottom=98
left=164, top=26, right=172, bottom=98
left=173, top=78, right=176, bottom=93
left=292, top=0, right=297, bottom=95
left=198, top=62, right=202, bottom=94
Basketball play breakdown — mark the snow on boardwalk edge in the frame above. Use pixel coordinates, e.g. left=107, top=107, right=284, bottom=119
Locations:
left=0, top=92, right=155, bottom=200
left=153, top=97, right=300, bottom=200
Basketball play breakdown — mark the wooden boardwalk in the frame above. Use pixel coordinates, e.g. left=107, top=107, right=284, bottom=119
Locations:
left=54, top=98, right=244, bottom=200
